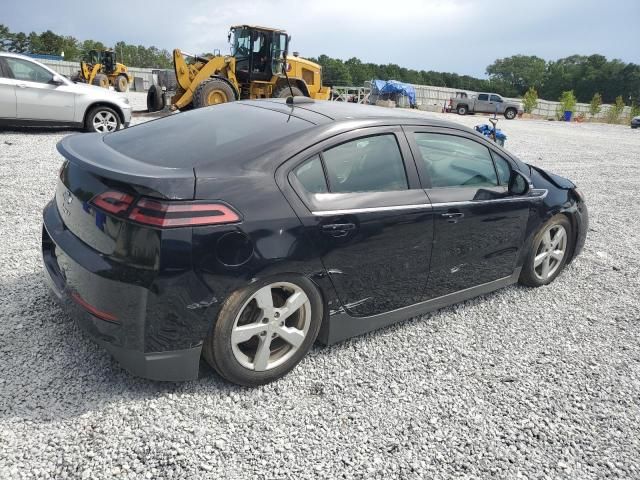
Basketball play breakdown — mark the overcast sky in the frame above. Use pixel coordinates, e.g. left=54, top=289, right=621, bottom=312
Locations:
left=3, top=0, right=639, bottom=77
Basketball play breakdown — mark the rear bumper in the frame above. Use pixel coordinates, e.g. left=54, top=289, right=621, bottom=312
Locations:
left=42, top=201, right=202, bottom=381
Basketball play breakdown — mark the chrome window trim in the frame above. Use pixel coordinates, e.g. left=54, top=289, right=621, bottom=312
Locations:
left=312, top=203, right=432, bottom=216
left=310, top=190, right=547, bottom=216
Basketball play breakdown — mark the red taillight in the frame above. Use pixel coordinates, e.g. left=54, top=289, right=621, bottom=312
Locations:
left=71, top=292, right=119, bottom=323
left=129, top=198, right=240, bottom=227
left=90, top=191, right=240, bottom=228
left=91, top=191, right=134, bottom=215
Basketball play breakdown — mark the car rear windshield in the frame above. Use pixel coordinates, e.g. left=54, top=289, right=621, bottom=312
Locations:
left=103, top=103, right=314, bottom=167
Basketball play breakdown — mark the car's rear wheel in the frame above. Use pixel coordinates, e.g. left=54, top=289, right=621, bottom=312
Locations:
left=457, top=105, right=467, bottom=115
left=85, top=106, right=121, bottom=133
left=519, top=215, right=572, bottom=287
left=203, top=275, right=323, bottom=386
left=504, top=108, right=517, bottom=120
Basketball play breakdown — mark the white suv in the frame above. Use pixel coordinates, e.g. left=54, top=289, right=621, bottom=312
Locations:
left=0, top=52, right=132, bottom=132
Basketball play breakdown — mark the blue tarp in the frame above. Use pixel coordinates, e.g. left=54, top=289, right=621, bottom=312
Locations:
left=371, top=79, right=417, bottom=107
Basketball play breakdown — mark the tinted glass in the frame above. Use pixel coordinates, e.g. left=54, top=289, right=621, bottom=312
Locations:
left=493, top=152, right=512, bottom=185
left=322, top=134, right=408, bottom=193
left=414, top=133, right=498, bottom=188
left=294, top=155, right=327, bottom=193
left=478, top=94, right=489, bottom=101
left=490, top=95, right=503, bottom=102
left=104, top=103, right=314, bottom=167
left=5, top=57, right=53, bottom=83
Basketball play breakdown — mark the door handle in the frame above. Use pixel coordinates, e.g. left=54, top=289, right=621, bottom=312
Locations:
left=321, top=223, right=356, bottom=237
left=441, top=212, right=464, bottom=223
left=17, top=83, right=27, bottom=89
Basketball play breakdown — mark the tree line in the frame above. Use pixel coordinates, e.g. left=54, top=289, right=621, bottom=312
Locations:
left=310, top=53, right=639, bottom=105
left=2, top=24, right=638, bottom=105
left=0, top=24, right=172, bottom=68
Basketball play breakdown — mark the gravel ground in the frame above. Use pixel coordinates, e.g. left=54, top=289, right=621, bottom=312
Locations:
left=1, top=103, right=639, bottom=479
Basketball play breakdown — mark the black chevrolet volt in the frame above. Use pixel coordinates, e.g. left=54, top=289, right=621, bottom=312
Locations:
left=42, top=99, right=588, bottom=386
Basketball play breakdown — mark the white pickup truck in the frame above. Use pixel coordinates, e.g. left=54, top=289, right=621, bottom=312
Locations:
left=449, top=92, right=523, bottom=119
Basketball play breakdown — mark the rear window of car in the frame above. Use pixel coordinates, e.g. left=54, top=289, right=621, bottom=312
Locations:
left=103, top=103, right=314, bottom=167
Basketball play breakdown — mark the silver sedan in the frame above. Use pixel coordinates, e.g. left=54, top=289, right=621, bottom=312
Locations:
left=0, top=52, right=132, bottom=133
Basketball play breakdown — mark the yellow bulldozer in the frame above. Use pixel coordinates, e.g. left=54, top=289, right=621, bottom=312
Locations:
left=73, top=49, right=132, bottom=92
left=147, top=25, right=330, bottom=111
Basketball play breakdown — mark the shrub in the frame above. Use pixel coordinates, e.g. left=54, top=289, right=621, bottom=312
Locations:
left=589, top=93, right=602, bottom=117
left=523, top=87, right=538, bottom=114
left=559, top=90, right=577, bottom=113
left=605, top=95, right=625, bottom=123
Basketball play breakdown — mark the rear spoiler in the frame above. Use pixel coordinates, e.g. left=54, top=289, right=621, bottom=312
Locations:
left=57, top=133, right=195, bottom=200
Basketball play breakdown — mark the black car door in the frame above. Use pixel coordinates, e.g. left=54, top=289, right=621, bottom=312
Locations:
left=279, top=126, right=434, bottom=317
left=405, top=126, right=531, bottom=299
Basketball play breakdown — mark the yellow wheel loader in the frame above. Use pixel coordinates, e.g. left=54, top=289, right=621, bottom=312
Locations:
left=147, top=25, right=330, bottom=111
left=73, top=49, right=133, bottom=92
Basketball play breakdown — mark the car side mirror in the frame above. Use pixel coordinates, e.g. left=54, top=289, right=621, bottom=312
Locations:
left=508, top=170, right=531, bottom=196
left=51, top=74, right=66, bottom=86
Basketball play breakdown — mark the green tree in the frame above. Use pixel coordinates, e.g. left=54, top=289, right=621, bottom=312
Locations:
left=589, top=93, right=602, bottom=116
left=0, top=24, right=13, bottom=51
left=486, top=55, right=546, bottom=94
left=523, top=87, right=538, bottom=113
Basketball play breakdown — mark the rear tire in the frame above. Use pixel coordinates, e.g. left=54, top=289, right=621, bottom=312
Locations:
left=84, top=105, right=121, bottom=133
left=504, top=108, right=517, bottom=120
left=273, top=85, right=305, bottom=98
left=457, top=105, right=468, bottom=115
left=203, top=274, right=323, bottom=387
left=192, top=78, right=236, bottom=108
left=115, top=74, right=128, bottom=92
left=92, top=73, right=109, bottom=88
left=519, top=214, right=572, bottom=287
left=146, top=85, right=164, bottom=112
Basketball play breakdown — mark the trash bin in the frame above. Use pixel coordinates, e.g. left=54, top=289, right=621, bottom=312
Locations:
left=563, top=111, right=573, bottom=122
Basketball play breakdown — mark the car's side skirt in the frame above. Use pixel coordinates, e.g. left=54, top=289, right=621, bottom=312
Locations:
left=319, top=267, right=522, bottom=345
left=0, top=118, right=83, bottom=129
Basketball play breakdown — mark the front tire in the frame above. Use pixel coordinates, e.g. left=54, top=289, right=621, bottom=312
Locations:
left=192, top=78, right=236, bottom=108
left=519, top=215, right=572, bottom=287
left=115, top=74, right=128, bottom=92
left=84, top=106, right=121, bottom=133
left=504, top=108, right=517, bottom=120
left=92, top=73, right=109, bottom=88
left=203, top=275, right=323, bottom=386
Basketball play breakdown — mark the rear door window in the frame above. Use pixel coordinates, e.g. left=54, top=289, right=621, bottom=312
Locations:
left=322, top=134, right=408, bottom=193
left=293, top=155, right=328, bottom=193
left=477, top=94, right=489, bottom=101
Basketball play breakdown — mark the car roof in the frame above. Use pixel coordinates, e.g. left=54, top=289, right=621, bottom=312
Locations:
left=243, top=98, right=464, bottom=128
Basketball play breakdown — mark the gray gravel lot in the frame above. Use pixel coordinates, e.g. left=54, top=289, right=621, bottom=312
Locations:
left=1, top=103, right=639, bottom=479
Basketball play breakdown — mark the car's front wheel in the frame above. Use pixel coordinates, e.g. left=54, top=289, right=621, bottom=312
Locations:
left=203, top=275, right=323, bottom=386
left=519, top=214, right=572, bottom=287
left=84, top=106, right=121, bottom=133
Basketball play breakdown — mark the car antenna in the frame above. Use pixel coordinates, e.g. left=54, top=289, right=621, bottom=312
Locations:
left=282, top=52, right=295, bottom=101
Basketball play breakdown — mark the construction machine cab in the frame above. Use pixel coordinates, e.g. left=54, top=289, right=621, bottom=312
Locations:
left=230, top=25, right=288, bottom=83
